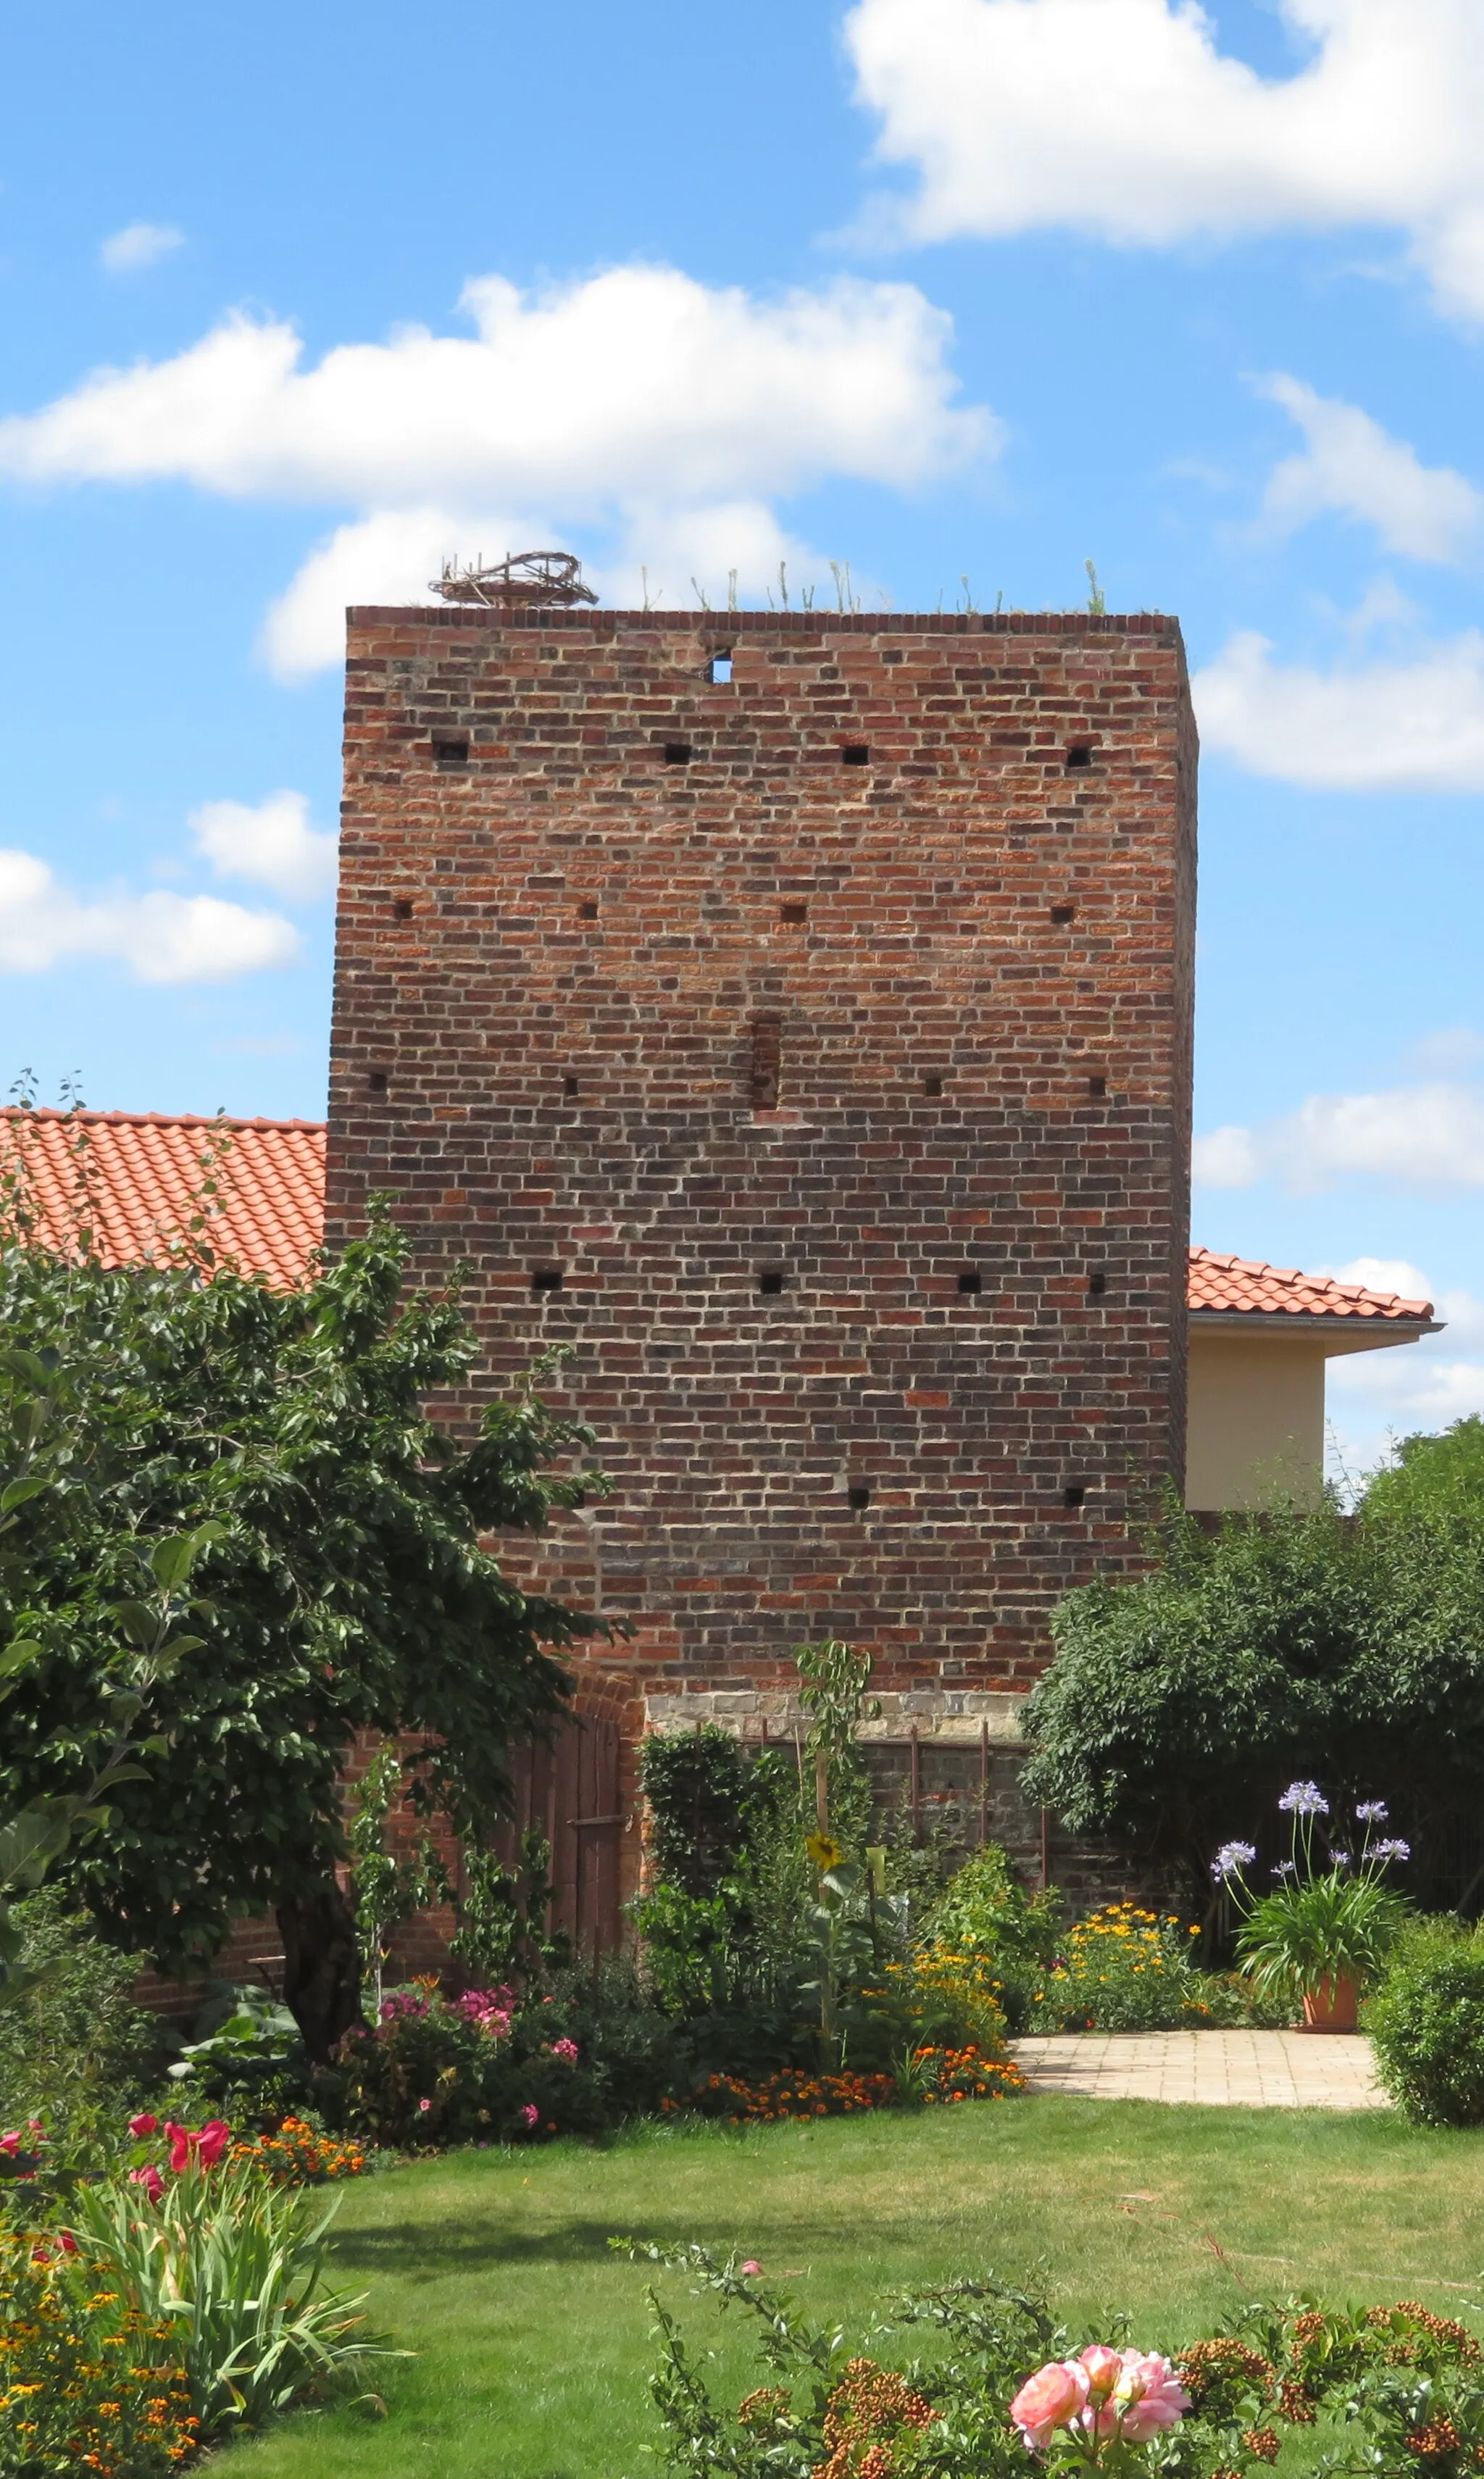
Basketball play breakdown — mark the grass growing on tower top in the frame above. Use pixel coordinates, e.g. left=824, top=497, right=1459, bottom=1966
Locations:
left=227, top=2096, right=1484, bottom=2479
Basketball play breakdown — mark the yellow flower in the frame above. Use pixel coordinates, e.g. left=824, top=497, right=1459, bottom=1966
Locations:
left=806, top=1833, right=843, bottom=1870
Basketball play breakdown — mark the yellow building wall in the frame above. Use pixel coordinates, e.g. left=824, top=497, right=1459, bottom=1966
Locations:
left=1185, top=1329, right=1328, bottom=1511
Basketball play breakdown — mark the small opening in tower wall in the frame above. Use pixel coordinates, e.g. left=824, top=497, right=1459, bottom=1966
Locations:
left=664, top=741, right=693, bottom=765
left=957, top=1269, right=982, bottom=1296
left=578, top=900, right=599, bottom=920
left=841, top=744, right=870, bottom=767
left=431, top=731, right=470, bottom=766
left=1088, top=1073, right=1106, bottom=1097
left=393, top=899, right=413, bottom=921
left=1050, top=904, right=1076, bottom=925
left=368, top=1070, right=388, bottom=1094
left=780, top=901, right=807, bottom=925
left=922, top=1073, right=944, bottom=1098
left=1087, top=1269, right=1107, bottom=1297
left=707, top=653, right=733, bottom=684
left=749, top=1013, right=782, bottom=1111
left=1067, top=743, right=1094, bottom=769
left=848, top=1483, right=872, bottom=1511
left=563, top=1074, right=580, bottom=1098
left=757, top=1268, right=785, bottom=1296
left=1063, top=1482, right=1088, bottom=1509
left=530, top=1267, right=565, bottom=1296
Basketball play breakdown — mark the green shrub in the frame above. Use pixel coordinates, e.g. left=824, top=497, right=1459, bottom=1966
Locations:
left=0, top=1887, right=159, bottom=2139
left=1368, top=1920, right=1484, bottom=2124
left=67, top=2148, right=393, bottom=2433
left=1032, top=1901, right=1232, bottom=2031
left=164, top=1980, right=314, bottom=2130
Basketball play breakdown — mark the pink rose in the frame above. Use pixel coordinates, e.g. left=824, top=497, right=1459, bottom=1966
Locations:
left=1010, top=2359, right=1091, bottom=2449
left=130, top=2164, right=166, bottom=2204
left=1114, top=2353, right=1189, bottom=2442
left=520, top=2102, right=540, bottom=2128
left=550, top=2038, right=579, bottom=2062
left=128, top=2112, right=158, bottom=2138
left=418, top=2098, right=432, bottom=2113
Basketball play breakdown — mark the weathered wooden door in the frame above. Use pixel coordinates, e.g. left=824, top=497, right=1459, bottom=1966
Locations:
left=491, top=1715, right=624, bottom=1952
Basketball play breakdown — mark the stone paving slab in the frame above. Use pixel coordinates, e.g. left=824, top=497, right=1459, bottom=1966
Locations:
left=1012, top=2029, right=1385, bottom=2109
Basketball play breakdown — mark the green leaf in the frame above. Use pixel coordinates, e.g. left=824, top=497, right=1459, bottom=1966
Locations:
left=107, top=1598, right=159, bottom=1649
left=0, top=1475, right=49, bottom=1515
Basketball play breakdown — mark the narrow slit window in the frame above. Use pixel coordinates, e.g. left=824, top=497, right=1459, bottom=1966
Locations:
left=757, top=1268, right=785, bottom=1297
left=1088, top=1269, right=1107, bottom=1297
left=1063, top=1483, right=1088, bottom=1509
left=663, top=741, right=693, bottom=765
left=1088, top=1073, right=1106, bottom=1098
left=1067, top=743, right=1094, bottom=770
left=848, top=1483, right=872, bottom=1511
left=749, top=1013, right=782, bottom=1111
left=432, top=731, right=470, bottom=766
left=368, top=1070, right=388, bottom=1094
left=957, top=1269, right=982, bottom=1296
left=707, top=654, right=733, bottom=684
left=841, top=743, right=870, bottom=767
left=563, top=1074, right=580, bottom=1099
left=1050, top=904, right=1075, bottom=926
left=922, top=1073, right=944, bottom=1098
left=530, top=1267, right=565, bottom=1297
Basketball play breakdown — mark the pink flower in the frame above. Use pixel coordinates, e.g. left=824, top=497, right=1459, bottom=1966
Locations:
left=1114, top=2353, right=1189, bottom=2442
left=550, top=2038, right=579, bottom=2063
left=58, top=2230, right=78, bottom=2254
left=0, top=2132, right=20, bottom=2157
left=1010, top=2359, right=1091, bottom=2449
left=130, top=2164, right=166, bottom=2204
left=128, top=2112, right=158, bottom=2138
left=195, top=2119, right=230, bottom=2167
left=520, top=2102, right=540, bottom=2128
left=418, top=2098, right=432, bottom=2113
left=163, top=2116, right=230, bottom=2172
left=740, top=2259, right=764, bottom=2276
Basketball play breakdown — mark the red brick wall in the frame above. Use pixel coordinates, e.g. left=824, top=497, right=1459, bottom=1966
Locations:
left=326, top=606, right=1196, bottom=1729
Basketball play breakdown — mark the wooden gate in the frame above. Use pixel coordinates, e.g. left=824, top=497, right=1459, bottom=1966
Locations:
left=490, top=1714, right=624, bottom=1953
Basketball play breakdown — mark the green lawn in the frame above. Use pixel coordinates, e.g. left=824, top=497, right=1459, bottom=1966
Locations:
left=233, top=2099, right=1484, bottom=2479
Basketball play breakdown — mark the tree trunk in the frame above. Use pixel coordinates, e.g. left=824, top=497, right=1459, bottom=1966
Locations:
left=276, top=1878, right=364, bottom=2063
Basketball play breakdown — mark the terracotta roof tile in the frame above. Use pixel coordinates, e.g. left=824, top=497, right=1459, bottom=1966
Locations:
left=0, top=1109, right=325, bottom=1291
left=1188, top=1243, right=1433, bottom=1323
left=0, top=1114, right=1438, bottom=1325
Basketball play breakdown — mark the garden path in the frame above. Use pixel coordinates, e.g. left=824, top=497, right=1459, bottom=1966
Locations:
left=1012, top=2029, right=1385, bottom=2108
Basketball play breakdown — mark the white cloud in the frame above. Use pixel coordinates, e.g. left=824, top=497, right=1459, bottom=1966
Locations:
left=99, top=222, right=183, bottom=275
left=1193, top=1082, right=1484, bottom=1193
left=188, top=788, right=338, bottom=902
left=0, top=849, right=299, bottom=984
left=846, top=0, right=1484, bottom=320
left=0, top=266, right=993, bottom=675
left=1407, top=1028, right=1484, bottom=1075
left=1325, top=1264, right=1484, bottom=1461
left=1193, top=627, right=1484, bottom=788
left=1256, top=375, right=1483, bottom=561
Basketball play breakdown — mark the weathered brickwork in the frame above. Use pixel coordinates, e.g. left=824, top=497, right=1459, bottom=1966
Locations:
left=326, top=605, right=1197, bottom=1740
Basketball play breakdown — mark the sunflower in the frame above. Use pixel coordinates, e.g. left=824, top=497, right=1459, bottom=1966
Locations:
left=806, top=1833, right=843, bottom=1870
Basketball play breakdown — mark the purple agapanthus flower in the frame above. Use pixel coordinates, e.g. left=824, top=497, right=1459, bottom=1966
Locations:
left=1373, top=1838, right=1411, bottom=1863
left=1329, top=1850, right=1353, bottom=1869
left=1212, top=1841, right=1256, bottom=1882
left=1271, top=1859, right=1296, bottom=1879
left=1355, top=1800, right=1388, bottom=1824
left=1279, top=1780, right=1330, bottom=1817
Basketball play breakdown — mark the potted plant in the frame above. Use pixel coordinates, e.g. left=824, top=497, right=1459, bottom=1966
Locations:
left=1211, top=1786, right=1412, bottom=2032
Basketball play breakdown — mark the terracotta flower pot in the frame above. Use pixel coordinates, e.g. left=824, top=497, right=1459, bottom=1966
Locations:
left=1301, top=1974, right=1359, bottom=2033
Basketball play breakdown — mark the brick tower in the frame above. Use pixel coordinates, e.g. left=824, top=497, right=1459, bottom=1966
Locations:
left=327, top=604, right=1196, bottom=1813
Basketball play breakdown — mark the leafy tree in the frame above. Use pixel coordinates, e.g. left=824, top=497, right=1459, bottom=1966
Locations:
left=1018, top=1462, right=1484, bottom=1911
left=0, top=1201, right=604, bottom=2059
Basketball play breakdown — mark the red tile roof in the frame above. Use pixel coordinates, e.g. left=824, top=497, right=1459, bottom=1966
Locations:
left=1188, top=1245, right=1433, bottom=1323
left=0, top=1114, right=1439, bottom=1325
left=0, top=1109, right=325, bottom=1291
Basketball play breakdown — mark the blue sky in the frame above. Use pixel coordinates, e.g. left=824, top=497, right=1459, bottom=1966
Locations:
left=3, top=0, right=1483, bottom=1468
